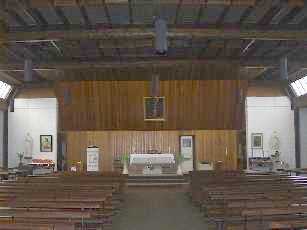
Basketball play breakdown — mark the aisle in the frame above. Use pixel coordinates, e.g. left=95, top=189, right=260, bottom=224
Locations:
left=112, top=187, right=207, bottom=230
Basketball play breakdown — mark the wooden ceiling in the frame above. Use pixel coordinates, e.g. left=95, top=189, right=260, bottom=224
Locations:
left=1, top=0, right=307, bottom=84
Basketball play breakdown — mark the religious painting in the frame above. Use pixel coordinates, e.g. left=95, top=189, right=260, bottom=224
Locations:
left=251, top=133, right=263, bottom=149
left=40, top=135, right=53, bottom=152
left=144, top=97, right=165, bottom=121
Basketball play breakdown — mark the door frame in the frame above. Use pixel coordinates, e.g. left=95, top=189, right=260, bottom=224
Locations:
left=179, top=135, right=196, bottom=172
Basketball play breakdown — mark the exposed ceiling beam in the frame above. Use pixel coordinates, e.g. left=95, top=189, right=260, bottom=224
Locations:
left=27, top=0, right=257, bottom=7
left=0, top=71, right=22, bottom=85
left=128, top=0, right=133, bottom=24
left=174, top=0, right=183, bottom=25
left=278, top=6, right=302, bottom=25
left=238, top=6, right=254, bottom=24
left=102, top=0, right=112, bottom=26
left=7, top=26, right=307, bottom=42
left=216, top=5, right=230, bottom=26
left=0, top=57, right=305, bottom=71
left=16, top=0, right=48, bottom=27
left=51, top=3, right=70, bottom=27
left=258, top=4, right=283, bottom=26
left=78, top=4, right=92, bottom=28
left=195, top=3, right=204, bottom=25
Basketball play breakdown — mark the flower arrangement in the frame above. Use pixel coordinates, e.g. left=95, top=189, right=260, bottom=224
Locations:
left=175, top=154, right=186, bottom=164
left=121, top=153, right=130, bottom=164
left=121, top=153, right=130, bottom=175
left=16, top=152, right=24, bottom=167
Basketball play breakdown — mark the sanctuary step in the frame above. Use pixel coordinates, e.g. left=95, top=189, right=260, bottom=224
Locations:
left=127, top=175, right=188, bottom=187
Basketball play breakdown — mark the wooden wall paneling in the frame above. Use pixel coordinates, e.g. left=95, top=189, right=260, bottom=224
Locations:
left=56, top=79, right=247, bottom=131
left=65, top=130, right=239, bottom=172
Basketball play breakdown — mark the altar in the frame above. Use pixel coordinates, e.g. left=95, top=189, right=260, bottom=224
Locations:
left=129, top=154, right=176, bottom=175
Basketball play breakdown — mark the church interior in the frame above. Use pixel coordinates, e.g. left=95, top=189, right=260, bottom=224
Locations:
left=1, top=0, right=307, bottom=229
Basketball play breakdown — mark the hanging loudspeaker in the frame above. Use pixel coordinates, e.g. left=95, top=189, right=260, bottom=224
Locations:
left=24, top=59, right=33, bottom=82
left=280, top=56, right=288, bottom=80
left=154, top=18, right=168, bottom=55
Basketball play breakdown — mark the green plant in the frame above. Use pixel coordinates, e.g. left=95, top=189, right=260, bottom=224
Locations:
left=176, top=154, right=186, bottom=164
left=121, top=154, right=130, bottom=164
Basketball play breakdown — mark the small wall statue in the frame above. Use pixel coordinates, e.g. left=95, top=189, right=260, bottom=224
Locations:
left=24, top=133, right=33, bottom=163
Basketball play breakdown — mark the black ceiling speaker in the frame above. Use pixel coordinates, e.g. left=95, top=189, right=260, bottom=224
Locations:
left=280, top=56, right=288, bottom=80
left=24, top=59, right=33, bottom=82
left=154, top=18, right=168, bottom=55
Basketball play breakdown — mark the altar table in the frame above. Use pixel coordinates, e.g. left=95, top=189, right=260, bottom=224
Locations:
left=130, top=154, right=175, bottom=165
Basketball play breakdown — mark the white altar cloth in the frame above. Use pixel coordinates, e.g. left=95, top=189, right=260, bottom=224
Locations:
left=130, top=154, right=175, bottom=165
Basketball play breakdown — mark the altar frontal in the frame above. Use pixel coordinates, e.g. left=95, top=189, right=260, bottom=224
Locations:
left=129, top=154, right=176, bottom=175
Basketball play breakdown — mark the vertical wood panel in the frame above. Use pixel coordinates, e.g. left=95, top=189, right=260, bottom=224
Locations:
left=56, top=80, right=247, bottom=131
left=65, top=130, right=238, bottom=171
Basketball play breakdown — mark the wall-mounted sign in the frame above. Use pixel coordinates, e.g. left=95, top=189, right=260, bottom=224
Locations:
left=87, top=146, right=100, bottom=172
left=144, top=97, right=165, bottom=121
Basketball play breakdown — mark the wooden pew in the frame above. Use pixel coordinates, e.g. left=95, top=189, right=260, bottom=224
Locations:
left=0, top=172, right=126, bottom=230
left=190, top=171, right=307, bottom=230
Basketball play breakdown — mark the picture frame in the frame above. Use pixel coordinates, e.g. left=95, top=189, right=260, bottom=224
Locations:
left=251, top=133, right=263, bottom=149
left=40, top=135, right=53, bottom=152
left=144, top=96, right=165, bottom=121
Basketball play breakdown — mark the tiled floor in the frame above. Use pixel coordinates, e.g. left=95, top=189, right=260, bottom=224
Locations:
left=112, top=187, right=207, bottom=230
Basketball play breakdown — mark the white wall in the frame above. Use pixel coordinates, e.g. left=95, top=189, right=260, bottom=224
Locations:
left=299, top=107, right=307, bottom=167
left=8, top=98, right=57, bottom=169
left=246, top=97, right=296, bottom=168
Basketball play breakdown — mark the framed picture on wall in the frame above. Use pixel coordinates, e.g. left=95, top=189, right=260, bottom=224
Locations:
left=144, top=97, right=165, bottom=121
left=251, top=133, right=263, bottom=149
left=40, top=135, right=53, bottom=152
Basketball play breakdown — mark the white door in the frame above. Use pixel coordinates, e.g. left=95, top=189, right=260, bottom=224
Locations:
left=180, top=136, right=194, bottom=173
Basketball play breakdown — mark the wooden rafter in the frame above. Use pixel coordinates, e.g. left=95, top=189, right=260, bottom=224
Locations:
left=78, top=3, right=92, bottom=27
left=17, top=0, right=48, bottom=27
left=238, top=6, right=254, bottom=24
left=216, top=5, right=230, bottom=26
left=0, top=57, right=303, bottom=71
left=8, top=27, right=307, bottom=42
left=0, top=71, right=22, bottom=85
left=278, top=6, right=302, bottom=25
left=174, top=0, right=183, bottom=25
left=28, top=0, right=257, bottom=7
left=102, top=0, right=112, bottom=27
left=50, top=0, right=70, bottom=27
left=128, top=0, right=133, bottom=24
left=258, top=4, right=284, bottom=26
